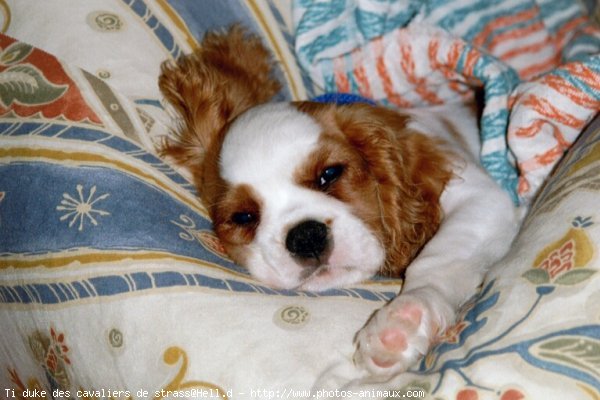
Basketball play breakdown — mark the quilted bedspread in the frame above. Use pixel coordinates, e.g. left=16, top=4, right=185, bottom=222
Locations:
left=1, top=1, right=600, bottom=399
left=293, top=0, right=600, bottom=204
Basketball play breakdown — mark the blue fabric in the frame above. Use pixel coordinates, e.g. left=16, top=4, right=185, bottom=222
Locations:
left=311, top=92, right=377, bottom=105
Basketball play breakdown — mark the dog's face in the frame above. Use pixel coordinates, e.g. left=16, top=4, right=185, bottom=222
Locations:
left=159, top=27, right=452, bottom=291
left=193, top=101, right=452, bottom=290
left=207, top=103, right=385, bottom=290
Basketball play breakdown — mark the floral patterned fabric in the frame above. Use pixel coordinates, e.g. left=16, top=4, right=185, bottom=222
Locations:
left=0, top=1, right=599, bottom=399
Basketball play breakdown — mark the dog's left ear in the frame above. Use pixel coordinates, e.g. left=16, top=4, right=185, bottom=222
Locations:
left=159, top=25, right=281, bottom=183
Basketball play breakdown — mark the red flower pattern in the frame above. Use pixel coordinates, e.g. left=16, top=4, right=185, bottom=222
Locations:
left=537, top=239, right=575, bottom=279
left=49, top=327, right=71, bottom=365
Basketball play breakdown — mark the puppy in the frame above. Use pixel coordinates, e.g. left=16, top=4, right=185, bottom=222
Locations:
left=159, top=26, right=519, bottom=378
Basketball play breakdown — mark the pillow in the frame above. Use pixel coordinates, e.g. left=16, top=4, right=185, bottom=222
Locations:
left=0, top=6, right=401, bottom=395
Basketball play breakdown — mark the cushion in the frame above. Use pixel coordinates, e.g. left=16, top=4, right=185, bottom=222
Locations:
left=0, top=1, right=400, bottom=394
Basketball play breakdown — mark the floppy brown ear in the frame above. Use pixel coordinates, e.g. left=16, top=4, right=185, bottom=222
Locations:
left=308, top=103, right=454, bottom=277
left=158, top=25, right=281, bottom=175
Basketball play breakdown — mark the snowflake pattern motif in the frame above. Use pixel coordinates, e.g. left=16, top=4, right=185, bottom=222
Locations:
left=57, top=184, right=110, bottom=231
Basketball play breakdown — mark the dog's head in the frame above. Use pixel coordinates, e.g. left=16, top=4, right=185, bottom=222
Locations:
left=159, top=27, right=452, bottom=290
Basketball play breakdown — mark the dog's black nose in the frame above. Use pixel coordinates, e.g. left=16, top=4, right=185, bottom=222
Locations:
left=285, top=220, right=329, bottom=260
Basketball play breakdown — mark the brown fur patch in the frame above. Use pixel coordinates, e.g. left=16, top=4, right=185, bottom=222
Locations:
left=212, top=184, right=262, bottom=242
left=295, top=102, right=454, bottom=277
left=158, top=25, right=281, bottom=197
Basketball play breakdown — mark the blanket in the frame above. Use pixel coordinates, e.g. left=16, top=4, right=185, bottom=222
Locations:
left=293, top=0, right=600, bottom=204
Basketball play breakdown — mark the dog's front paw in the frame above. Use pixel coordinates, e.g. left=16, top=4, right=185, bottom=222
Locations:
left=353, top=293, right=442, bottom=378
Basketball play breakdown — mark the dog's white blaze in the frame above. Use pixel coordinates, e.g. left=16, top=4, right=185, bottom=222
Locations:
left=220, top=103, right=321, bottom=185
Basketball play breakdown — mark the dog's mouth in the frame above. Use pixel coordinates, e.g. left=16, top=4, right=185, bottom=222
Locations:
left=299, top=262, right=327, bottom=281
left=294, top=246, right=333, bottom=281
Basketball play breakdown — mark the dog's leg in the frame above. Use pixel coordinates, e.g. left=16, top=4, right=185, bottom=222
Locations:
left=354, top=162, right=519, bottom=378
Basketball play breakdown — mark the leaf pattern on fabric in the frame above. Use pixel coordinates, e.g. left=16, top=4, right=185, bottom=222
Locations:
left=0, top=65, right=67, bottom=107
left=533, top=337, right=600, bottom=379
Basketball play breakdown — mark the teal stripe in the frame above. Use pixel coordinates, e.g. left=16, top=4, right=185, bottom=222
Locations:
left=425, top=0, right=458, bottom=13
left=484, top=72, right=520, bottom=99
left=481, top=151, right=519, bottom=204
left=320, top=58, right=336, bottom=92
left=355, top=6, right=419, bottom=39
left=563, top=33, right=600, bottom=62
left=539, top=0, right=582, bottom=31
left=295, top=0, right=347, bottom=36
left=481, top=109, right=510, bottom=140
left=298, top=26, right=349, bottom=64
left=584, top=55, right=600, bottom=75
left=431, top=0, right=507, bottom=32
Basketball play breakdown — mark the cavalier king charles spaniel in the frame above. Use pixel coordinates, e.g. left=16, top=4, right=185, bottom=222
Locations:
left=158, top=26, right=519, bottom=379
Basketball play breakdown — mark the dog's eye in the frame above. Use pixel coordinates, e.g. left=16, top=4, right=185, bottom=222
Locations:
left=318, top=164, right=344, bottom=190
left=231, top=211, right=257, bottom=226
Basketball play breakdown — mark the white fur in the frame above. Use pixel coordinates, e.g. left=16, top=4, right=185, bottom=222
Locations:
left=221, top=103, right=386, bottom=290
left=354, top=104, right=520, bottom=377
left=221, top=102, right=519, bottom=377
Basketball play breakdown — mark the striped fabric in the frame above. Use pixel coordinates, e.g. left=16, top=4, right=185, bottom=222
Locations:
left=293, top=0, right=600, bottom=204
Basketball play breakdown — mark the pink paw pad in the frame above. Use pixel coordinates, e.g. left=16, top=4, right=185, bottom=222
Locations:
left=379, top=328, right=407, bottom=352
left=372, top=356, right=397, bottom=368
left=391, top=303, right=423, bottom=326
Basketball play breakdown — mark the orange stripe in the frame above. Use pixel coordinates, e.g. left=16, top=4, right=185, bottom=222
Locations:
left=517, top=119, right=574, bottom=171
left=498, top=36, right=555, bottom=61
left=428, top=38, right=471, bottom=97
left=514, top=119, right=546, bottom=138
left=519, top=53, right=561, bottom=79
left=542, top=74, right=600, bottom=110
left=517, top=176, right=530, bottom=195
left=538, top=146, right=566, bottom=165
left=399, top=41, right=416, bottom=83
left=564, top=63, right=600, bottom=91
left=333, top=57, right=350, bottom=92
left=463, top=48, right=480, bottom=76
left=514, top=118, right=573, bottom=147
left=487, top=21, right=546, bottom=53
left=373, top=38, right=412, bottom=107
left=352, top=50, right=373, bottom=98
left=519, top=144, right=563, bottom=171
left=446, top=40, right=465, bottom=70
left=581, top=24, right=600, bottom=36
left=400, top=41, right=443, bottom=104
left=428, top=38, right=441, bottom=68
left=472, top=8, right=539, bottom=48
left=522, top=95, right=586, bottom=129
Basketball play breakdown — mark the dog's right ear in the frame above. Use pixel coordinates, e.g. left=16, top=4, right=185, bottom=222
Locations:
left=158, top=25, right=281, bottom=173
